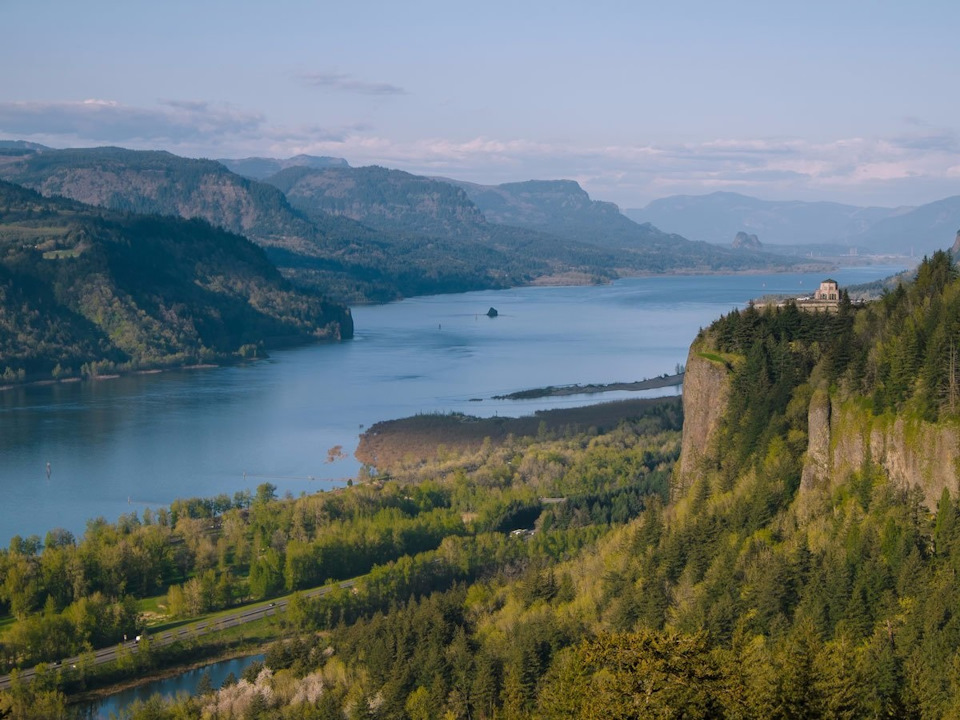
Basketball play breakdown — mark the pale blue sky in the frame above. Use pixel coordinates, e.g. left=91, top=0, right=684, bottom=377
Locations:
left=2, top=0, right=959, bottom=207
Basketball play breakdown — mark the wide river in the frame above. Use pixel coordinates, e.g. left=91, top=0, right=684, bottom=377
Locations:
left=0, top=267, right=902, bottom=541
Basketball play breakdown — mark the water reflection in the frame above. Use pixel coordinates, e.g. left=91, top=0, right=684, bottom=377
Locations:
left=75, top=654, right=264, bottom=719
left=0, top=268, right=905, bottom=540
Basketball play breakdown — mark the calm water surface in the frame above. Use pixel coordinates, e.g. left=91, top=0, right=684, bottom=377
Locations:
left=0, top=268, right=902, bottom=540
left=76, top=654, right=264, bottom=719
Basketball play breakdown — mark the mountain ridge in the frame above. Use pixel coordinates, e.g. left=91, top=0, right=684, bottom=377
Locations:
left=626, top=190, right=913, bottom=249
left=0, top=180, right=352, bottom=383
left=0, top=145, right=817, bottom=303
left=218, top=153, right=349, bottom=180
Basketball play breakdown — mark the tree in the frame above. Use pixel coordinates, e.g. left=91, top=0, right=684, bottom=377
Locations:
left=256, top=482, right=278, bottom=504
left=0, top=669, right=68, bottom=720
left=539, top=629, right=732, bottom=719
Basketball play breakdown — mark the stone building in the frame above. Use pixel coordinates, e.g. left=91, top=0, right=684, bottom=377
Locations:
left=816, top=279, right=839, bottom=302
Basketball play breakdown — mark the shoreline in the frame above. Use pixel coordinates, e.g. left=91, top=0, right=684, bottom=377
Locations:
left=356, top=395, right=682, bottom=469
left=344, top=257, right=913, bottom=307
left=491, top=372, right=683, bottom=400
left=67, top=646, right=270, bottom=707
left=0, top=363, right=223, bottom=393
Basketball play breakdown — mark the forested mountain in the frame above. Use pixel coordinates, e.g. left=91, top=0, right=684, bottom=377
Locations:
left=452, top=178, right=796, bottom=271
left=627, top=191, right=903, bottom=247
left=267, top=165, right=489, bottom=239
left=0, top=146, right=809, bottom=305
left=457, top=178, right=661, bottom=248
left=291, top=251, right=960, bottom=718
left=0, top=141, right=50, bottom=153
left=0, top=181, right=351, bottom=383
left=0, top=147, right=528, bottom=302
left=218, top=154, right=349, bottom=181
left=0, top=146, right=326, bottom=251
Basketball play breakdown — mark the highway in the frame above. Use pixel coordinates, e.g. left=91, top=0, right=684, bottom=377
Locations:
left=0, top=579, right=355, bottom=691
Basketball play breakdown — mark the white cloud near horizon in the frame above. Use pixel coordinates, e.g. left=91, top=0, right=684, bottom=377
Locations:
left=1, top=99, right=958, bottom=208
left=0, top=99, right=265, bottom=145
left=0, top=99, right=355, bottom=153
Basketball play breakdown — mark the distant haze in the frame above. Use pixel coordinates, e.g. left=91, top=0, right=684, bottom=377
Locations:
left=626, top=191, right=960, bottom=256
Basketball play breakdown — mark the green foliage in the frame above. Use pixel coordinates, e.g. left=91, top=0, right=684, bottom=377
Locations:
left=0, top=402, right=680, bottom=717
left=209, top=257, right=960, bottom=719
left=0, top=180, right=351, bottom=384
left=21, top=249, right=960, bottom=720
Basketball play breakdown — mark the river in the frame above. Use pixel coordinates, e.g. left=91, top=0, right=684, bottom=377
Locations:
left=0, top=266, right=903, bottom=541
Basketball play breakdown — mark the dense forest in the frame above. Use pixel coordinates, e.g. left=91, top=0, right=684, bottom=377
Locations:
left=0, top=181, right=351, bottom=383
left=5, top=255, right=960, bottom=718
left=0, top=401, right=682, bottom=717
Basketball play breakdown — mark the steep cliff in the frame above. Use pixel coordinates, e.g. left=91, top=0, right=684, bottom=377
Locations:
left=674, top=347, right=733, bottom=498
left=802, top=394, right=960, bottom=509
left=679, top=339, right=960, bottom=511
left=679, top=344, right=960, bottom=512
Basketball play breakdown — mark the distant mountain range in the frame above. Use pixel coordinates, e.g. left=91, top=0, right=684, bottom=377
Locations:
left=0, top=180, right=352, bottom=382
left=442, top=178, right=793, bottom=271
left=853, top=196, right=960, bottom=256
left=0, top=140, right=51, bottom=155
left=218, top=154, right=349, bottom=180
left=452, top=179, right=678, bottom=250
left=0, top=146, right=804, bottom=304
left=626, top=191, right=960, bottom=256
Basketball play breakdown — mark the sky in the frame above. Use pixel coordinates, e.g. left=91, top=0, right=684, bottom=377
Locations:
left=2, top=0, right=959, bottom=209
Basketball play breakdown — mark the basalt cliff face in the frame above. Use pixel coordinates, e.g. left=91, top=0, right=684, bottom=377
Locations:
left=677, top=345, right=960, bottom=511
left=802, top=394, right=960, bottom=510
left=674, top=348, right=732, bottom=499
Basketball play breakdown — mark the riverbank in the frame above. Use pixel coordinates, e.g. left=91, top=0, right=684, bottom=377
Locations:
left=490, top=372, right=683, bottom=400
left=0, top=363, right=225, bottom=393
left=355, top=396, right=682, bottom=469
left=67, top=646, right=269, bottom=708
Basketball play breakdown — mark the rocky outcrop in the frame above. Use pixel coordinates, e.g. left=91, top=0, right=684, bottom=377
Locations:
left=800, top=387, right=831, bottom=490
left=801, top=393, right=960, bottom=509
left=732, top=231, right=762, bottom=249
left=674, top=348, right=732, bottom=498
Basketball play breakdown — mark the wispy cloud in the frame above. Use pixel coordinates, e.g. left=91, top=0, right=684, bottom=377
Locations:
left=300, top=72, right=407, bottom=96
left=1, top=97, right=958, bottom=206
left=0, top=99, right=264, bottom=144
left=290, top=132, right=960, bottom=206
left=0, top=99, right=356, bottom=154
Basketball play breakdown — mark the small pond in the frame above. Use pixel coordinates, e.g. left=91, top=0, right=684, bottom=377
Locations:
left=75, top=654, right=264, bottom=719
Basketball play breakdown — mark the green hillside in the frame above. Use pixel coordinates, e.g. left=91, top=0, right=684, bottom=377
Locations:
left=0, top=148, right=615, bottom=302
left=0, top=181, right=351, bottom=383
left=0, top=147, right=810, bottom=306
